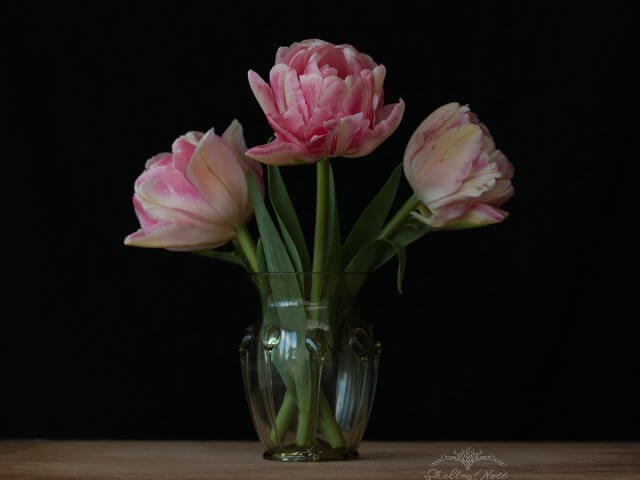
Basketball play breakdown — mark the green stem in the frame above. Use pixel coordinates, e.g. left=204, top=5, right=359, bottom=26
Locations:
left=311, top=158, right=330, bottom=276
left=317, top=392, right=345, bottom=448
left=377, top=194, right=420, bottom=240
left=294, top=158, right=330, bottom=448
left=269, top=391, right=297, bottom=445
left=235, top=224, right=259, bottom=272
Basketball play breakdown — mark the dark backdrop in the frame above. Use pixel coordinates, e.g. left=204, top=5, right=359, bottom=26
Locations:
left=4, top=1, right=635, bottom=440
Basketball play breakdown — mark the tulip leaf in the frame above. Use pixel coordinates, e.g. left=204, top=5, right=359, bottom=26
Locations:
left=255, top=238, right=267, bottom=273
left=248, top=170, right=305, bottom=330
left=374, top=223, right=432, bottom=270
left=247, top=170, right=295, bottom=273
left=194, top=249, right=248, bottom=269
left=326, top=165, right=342, bottom=272
left=341, top=164, right=402, bottom=267
left=267, top=166, right=310, bottom=273
left=345, top=238, right=406, bottom=294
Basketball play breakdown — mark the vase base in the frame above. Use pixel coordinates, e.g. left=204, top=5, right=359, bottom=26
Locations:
left=263, top=442, right=358, bottom=462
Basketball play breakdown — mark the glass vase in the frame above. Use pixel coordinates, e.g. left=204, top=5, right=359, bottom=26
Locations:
left=239, top=273, right=380, bottom=462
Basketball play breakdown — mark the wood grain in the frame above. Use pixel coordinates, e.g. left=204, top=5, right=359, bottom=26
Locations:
left=0, top=441, right=638, bottom=479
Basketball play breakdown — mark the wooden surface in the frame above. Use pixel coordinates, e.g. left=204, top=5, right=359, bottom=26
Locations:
left=0, top=441, right=639, bottom=479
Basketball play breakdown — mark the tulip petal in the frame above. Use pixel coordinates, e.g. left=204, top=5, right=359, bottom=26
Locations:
left=372, top=65, right=386, bottom=101
left=440, top=204, right=509, bottom=230
left=132, top=194, right=159, bottom=229
left=124, top=220, right=234, bottom=250
left=222, top=119, right=248, bottom=154
left=343, top=70, right=374, bottom=120
left=344, top=99, right=405, bottom=158
left=246, top=139, right=315, bottom=165
left=404, top=102, right=467, bottom=163
left=269, top=64, right=290, bottom=113
left=479, top=179, right=515, bottom=206
left=318, top=75, right=347, bottom=114
left=299, top=73, right=323, bottom=115
left=332, top=112, right=365, bottom=154
left=248, top=70, right=277, bottom=115
left=186, top=129, right=248, bottom=222
left=135, top=164, right=213, bottom=220
left=491, top=150, right=515, bottom=179
left=171, top=131, right=202, bottom=171
left=410, top=123, right=485, bottom=205
left=222, top=119, right=263, bottom=190
left=284, top=68, right=309, bottom=121
left=144, top=152, right=172, bottom=170
left=428, top=158, right=501, bottom=211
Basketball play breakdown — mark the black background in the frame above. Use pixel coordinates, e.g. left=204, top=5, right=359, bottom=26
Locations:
left=4, top=1, right=636, bottom=441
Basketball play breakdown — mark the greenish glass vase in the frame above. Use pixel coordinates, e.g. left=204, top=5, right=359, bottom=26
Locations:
left=239, top=273, right=380, bottom=462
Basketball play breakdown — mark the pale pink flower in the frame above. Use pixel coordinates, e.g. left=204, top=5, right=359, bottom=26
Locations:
left=246, top=39, right=405, bottom=165
left=124, top=120, right=263, bottom=251
left=404, top=103, right=514, bottom=229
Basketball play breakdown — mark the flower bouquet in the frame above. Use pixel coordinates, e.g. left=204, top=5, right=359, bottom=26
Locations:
left=125, top=39, right=514, bottom=461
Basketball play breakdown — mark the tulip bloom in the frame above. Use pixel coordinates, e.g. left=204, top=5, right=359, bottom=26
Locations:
left=124, top=120, right=263, bottom=251
left=247, top=39, right=405, bottom=165
left=404, top=103, right=514, bottom=229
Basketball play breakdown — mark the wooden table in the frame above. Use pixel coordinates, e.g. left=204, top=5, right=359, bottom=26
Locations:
left=1, top=441, right=638, bottom=479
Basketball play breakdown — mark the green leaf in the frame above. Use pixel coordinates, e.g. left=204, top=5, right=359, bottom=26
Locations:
left=255, top=238, right=267, bottom=273
left=194, top=249, right=248, bottom=269
left=267, top=166, right=310, bottom=272
left=374, top=223, right=431, bottom=270
left=345, top=238, right=406, bottom=294
left=386, top=239, right=407, bottom=295
left=326, top=165, right=342, bottom=272
left=248, top=170, right=304, bottom=327
left=247, top=171, right=295, bottom=273
left=341, top=164, right=402, bottom=267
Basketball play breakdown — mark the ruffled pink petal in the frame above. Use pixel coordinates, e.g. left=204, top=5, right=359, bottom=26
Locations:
left=331, top=113, right=365, bottom=154
left=344, top=99, right=405, bottom=158
left=277, top=106, right=306, bottom=138
left=372, top=65, right=386, bottom=103
left=248, top=70, right=277, bottom=115
left=318, top=76, right=347, bottom=115
left=343, top=70, right=374, bottom=120
left=303, top=107, right=334, bottom=139
left=284, top=69, right=309, bottom=121
left=266, top=113, right=307, bottom=146
left=479, top=179, right=515, bottom=207
left=491, top=150, right=515, bottom=180
left=269, top=64, right=290, bottom=113
left=246, top=139, right=316, bottom=165
left=299, top=73, right=323, bottom=116
left=429, top=156, right=502, bottom=211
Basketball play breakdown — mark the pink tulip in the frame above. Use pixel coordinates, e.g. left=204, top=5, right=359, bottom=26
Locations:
left=404, top=103, right=514, bottom=229
left=124, top=120, right=263, bottom=251
left=246, top=39, right=405, bottom=165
